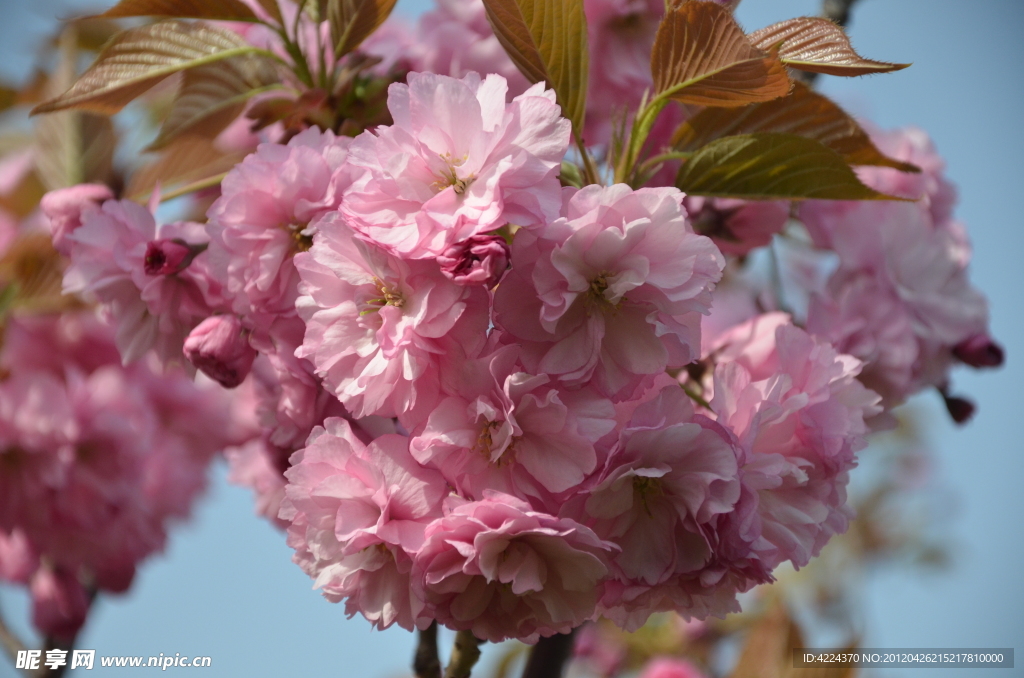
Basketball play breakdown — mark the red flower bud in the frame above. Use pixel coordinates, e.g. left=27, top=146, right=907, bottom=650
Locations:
left=183, top=315, right=257, bottom=388
left=953, top=333, right=1005, bottom=368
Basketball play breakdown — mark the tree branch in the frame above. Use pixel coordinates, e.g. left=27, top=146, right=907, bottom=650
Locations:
left=414, top=623, right=442, bottom=678
left=823, top=0, right=861, bottom=27
left=520, top=630, right=577, bottom=678
left=0, top=605, right=28, bottom=667
left=443, top=630, right=482, bottom=678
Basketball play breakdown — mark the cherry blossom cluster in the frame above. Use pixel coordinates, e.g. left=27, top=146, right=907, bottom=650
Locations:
left=0, top=307, right=244, bottom=641
left=30, top=0, right=1002, bottom=649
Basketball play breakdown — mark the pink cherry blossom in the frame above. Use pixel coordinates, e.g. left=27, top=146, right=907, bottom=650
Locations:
left=40, top=183, right=114, bottom=254
left=61, top=200, right=220, bottom=365
left=583, top=386, right=740, bottom=582
left=563, top=384, right=762, bottom=629
left=414, top=0, right=530, bottom=96
left=800, top=199, right=989, bottom=406
left=494, top=185, right=724, bottom=399
left=411, top=345, right=615, bottom=511
left=856, top=125, right=958, bottom=227
left=797, top=125, right=999, bottom=409
left=205, top=127, right=358, bottom=326
left=412, top=491, right=615, bottom=643
left=342, top=72, right=569, bottom=258
left=281, top=418, right=446, bottom=631
left=295, top=214, right=489, bottom=426
left=707, top=314, right=882, bottom=570
left=0, top=308, right=242, bottom=602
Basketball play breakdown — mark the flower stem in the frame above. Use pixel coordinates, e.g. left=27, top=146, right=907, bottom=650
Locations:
left=414, top=623, right=442, bottom=678
left=443, top=630, right=481, bottom=678
left=681, top=381, right=712, bottom=411
left=574, top=135, right=601, bottom=187
left=520, top=630, right=577, bottom=678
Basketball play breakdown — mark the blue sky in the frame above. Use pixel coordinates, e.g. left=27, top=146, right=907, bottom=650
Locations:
left=0, top=1, right=1021, bottom=677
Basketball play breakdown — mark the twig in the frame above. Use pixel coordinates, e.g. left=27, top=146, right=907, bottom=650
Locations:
left=0, top=606, right=28, bottom=667
left=823, top=0, right=861, bottom=27
left=414, top=623, right=442, bottom=678
left=520, top=630, right=577, bottom=678
left=443, top=630, right=482, bottom=678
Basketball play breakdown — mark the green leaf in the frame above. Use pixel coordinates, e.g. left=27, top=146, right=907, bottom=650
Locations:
left=672, top=82, right=918, bottom=172
left=149, top=54, right=283, bottom=149
left=558, top=160, right=583, bottom=188
left=32, top=20, right=269, bottom=116
left=481, top=0, right=589, bottom=135
left=98, top=0, right=260, bottom=21
left=328, top=0, right=399, bottom=58
left=748, top=17, right=909, bottom=76
left=652, top=1, right=791, bottom=107
left=675, top=133, right=901, bottom=200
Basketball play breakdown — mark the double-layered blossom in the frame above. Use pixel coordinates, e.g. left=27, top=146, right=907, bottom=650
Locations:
left=412, top=491, right=615, bottom=643
left=495, top=185, right=724, bottom=399
left=61, top=199, right=219, bottom=364
left=343, top=72, right=569, bottom=258
left=296, top=215, right=489, bottom=425
left=40, top=183, right=114, bottom=254
left=799, top=126, right=1000, bottom=407
left=281, top=418, right=446, bottom=630
left=205, top=127, right=358, bottom=326
left=802, top=198, right=990, bottom=406
left=411, top=345, right=615, bottom=511
left=706, top=313, right=882, bottom=570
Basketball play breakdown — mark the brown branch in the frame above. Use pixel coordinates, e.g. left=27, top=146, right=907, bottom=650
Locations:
left=520, top=630, right=577, bottom=678
left=414, top=622, right=442, bottom=678
left=823, top=0, right=861, bottom=27
left=443, top=630, right=482, bottom=678
left=0, top=605, right=28, bottom=667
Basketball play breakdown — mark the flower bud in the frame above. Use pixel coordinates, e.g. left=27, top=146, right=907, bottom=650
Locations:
left=144, top=239, right=194, bottom=275
left=942, top=392, right=976, bottom=425
left=437, top=234, right=510, bottom=287
left=953, top=333, right=1005, bottom=368
left=183, top=315, right=257, bottom=388
left=40, top=184, right=114, bottom=254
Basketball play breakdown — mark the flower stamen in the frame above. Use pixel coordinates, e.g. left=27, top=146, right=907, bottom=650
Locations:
left=431, top=153, right=475, bottom=195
